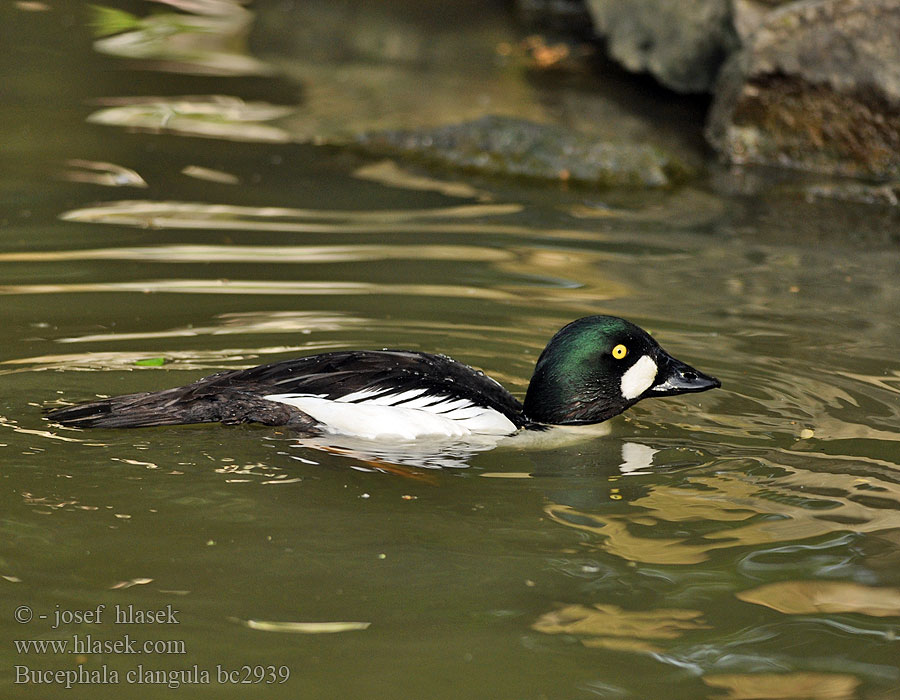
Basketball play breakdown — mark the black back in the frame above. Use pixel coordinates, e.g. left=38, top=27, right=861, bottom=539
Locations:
left=46, top=350, right=526, bottom=429
left=233, top=350, right=525, bottom=419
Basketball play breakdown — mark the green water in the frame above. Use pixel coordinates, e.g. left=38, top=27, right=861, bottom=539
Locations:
left=2, top=2, right=899, bottom=699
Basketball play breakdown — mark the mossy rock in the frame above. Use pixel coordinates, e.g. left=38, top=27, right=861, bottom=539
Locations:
left=708, top=0, right=900, bottom=180
left=355, top=116, right=691, bottom=188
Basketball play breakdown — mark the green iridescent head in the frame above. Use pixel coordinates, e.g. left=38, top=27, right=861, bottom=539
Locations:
left=523, top=315, right=720, bottom=425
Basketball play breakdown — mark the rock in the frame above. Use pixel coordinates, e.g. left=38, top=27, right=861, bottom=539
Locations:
left=355, top=116, right=689, bottom=188
left=582, top=0, right=738, bottom=93
left=731, top=0, right=796, bottom=43
left=707, top=0, right=900, bottom=179
left=515, top=0, right=595, bottom=37
left=803, top=182, right=900, bottom=208
left=571, top=0, right=900, bottom=180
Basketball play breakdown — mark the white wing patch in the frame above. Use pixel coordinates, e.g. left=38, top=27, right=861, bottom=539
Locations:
left=620, top=354, right=658, bottom=400
left=263, top=390, right=517, bottom=440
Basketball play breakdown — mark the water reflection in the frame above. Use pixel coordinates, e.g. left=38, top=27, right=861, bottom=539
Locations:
left=545, top=461, right=900, bottom=565
left=60, top=159, right=147, bottom=188
left=736, top=581, right=900, bottom=617
left=532, top=602, right=709, bottom=653
left=0, top=415, right=90, bottom=444
left=14, top=2, right=50, bottom=11
left=0, top=278, right=544, bottom=300
left=181, top=165, right=240, bottom=184
left=91, top=1, right=272, bottom=77
left=87, top=96, right=293, bottom=142
left=1, top=345, right=335, bottom=375
left=235, top=619, right=370, bottom=634
left=353, top=160, right=493, bottom=201
left=215, top=460, right=301, bottom=486
left=53, top=311, right=368, bottom=344
left=0, top=244, right=514, bottom=265
left=60, top=199, right=522, bottom=225
left=284, top=433, right=502, bottom=472
left=86, top=0, right=290, bottom=146
left=702, top=673, right=859, bottom=700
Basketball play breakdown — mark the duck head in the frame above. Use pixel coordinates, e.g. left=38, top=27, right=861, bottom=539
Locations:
left=523, top=315, right=720, bottom=425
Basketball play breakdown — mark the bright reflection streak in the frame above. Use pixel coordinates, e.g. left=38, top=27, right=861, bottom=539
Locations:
left=60, top=160, right=147, bottom=188
left=0, top=245, right=513, bottom=264
left=353, top=160, right=493, bottom=201
left=91, top=1, right=273, bottom=77
left=87, top=97, right=292, bottom=142
left=0, top=279, right=526, bottom=300
left=60, top=199, right=522, bottom=224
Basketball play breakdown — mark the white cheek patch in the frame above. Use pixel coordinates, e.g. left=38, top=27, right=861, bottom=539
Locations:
left=620, top=354, right=658, bottom=400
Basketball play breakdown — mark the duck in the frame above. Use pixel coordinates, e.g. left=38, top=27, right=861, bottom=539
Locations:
left=45, top=315, right=720, bottom=440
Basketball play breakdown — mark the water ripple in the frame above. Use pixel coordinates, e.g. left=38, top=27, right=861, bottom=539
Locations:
left=545, top=462, right=900, bottom=565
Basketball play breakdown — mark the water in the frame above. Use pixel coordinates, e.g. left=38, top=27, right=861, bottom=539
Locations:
left=2, top=2, right=900, bottom=699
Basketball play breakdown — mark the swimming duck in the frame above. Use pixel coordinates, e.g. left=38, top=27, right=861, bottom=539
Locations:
left=45, top=315, right=720, bottom=439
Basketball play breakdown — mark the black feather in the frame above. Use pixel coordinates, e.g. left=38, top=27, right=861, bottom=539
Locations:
left=45, top=351, right=525, bottom=430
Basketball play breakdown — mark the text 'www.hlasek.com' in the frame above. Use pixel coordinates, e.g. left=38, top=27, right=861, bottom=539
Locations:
left=11, top=603, right=291, bottom=689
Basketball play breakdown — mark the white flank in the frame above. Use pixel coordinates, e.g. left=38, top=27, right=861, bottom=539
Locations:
left=620, top=354, right=658, bottom=400
left=263, top=392, right=517, bottom=440
left=337, top=388, right=427, bottom=405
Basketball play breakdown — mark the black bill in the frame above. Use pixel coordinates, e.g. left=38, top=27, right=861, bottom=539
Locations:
left=645, top=352, right=721, bottom=398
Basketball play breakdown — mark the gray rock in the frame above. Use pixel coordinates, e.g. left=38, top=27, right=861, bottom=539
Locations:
left=583, top=0, right=738, bottom=93
left=707, top=0, right=900, bottom=179
left=731, top=0, right=796, bottom=43
left=515, top=0, right=595, bottom=36
left=355, top=116, right=689, bottom=188
left=804, top=182, right=900, bottom=208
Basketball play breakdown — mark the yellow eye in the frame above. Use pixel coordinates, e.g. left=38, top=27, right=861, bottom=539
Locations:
left=612, top=344, right=628, bottom=360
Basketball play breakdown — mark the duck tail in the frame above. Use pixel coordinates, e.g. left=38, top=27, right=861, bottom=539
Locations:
left=44, top=388, right=205, bottom=429
left=45, top=385, right=311, bottom=429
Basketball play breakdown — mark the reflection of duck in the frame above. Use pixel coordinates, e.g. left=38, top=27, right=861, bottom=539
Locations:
left=46, top=316, right=719, bottom=439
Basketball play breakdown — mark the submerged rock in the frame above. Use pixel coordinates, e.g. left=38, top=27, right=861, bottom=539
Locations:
left=582, top=0, right=738, bottom=93
left=803, top=182, right=900, bottom=208
left=707, top=0, right=900, bottom=179
left=355, top=116, right=688, bottom=188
